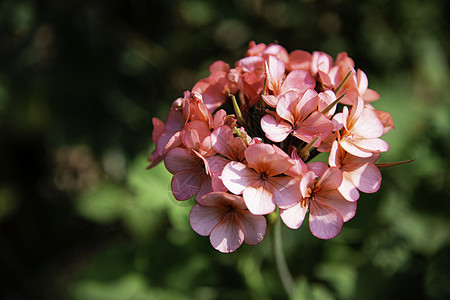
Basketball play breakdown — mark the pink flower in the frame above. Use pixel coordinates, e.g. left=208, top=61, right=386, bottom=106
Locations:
left=221, top=144, right=300, bottom=215
left=261, top=89, right=334, bottom=145
left=189, top=192, right=266, bottom=253
left=262, top=55, right=315, bottom=107
left=329, top=140, right=382, bottom=201
left=280, top=162, right=356, bottom=239
left=147, top=98, right=185, bottom=169
left=337, top=97, right=389, bottom=157
left=164, top=147, right=212, bottom=202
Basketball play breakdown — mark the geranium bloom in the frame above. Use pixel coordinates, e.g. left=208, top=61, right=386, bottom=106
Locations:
left=329, top=140, right=382, bottom=201
left=189, top=192, right=266, bottom=253
left=148, top=41, right=400, bottom=251
left=261, top=89, right=334, bottom=145
left=337, top=97, right=389, bottom=157
left=164, top=147, right=212, bottom=202
left=280, top=162, right=357, bottom=239
left=222, top=143, right=300, bottom=215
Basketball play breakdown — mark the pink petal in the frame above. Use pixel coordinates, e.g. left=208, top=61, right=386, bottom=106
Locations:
left=200, top=192, right=247, bottom=210
left=276, top=91, right=299, bottom=124
left=338, top=173, right=360, bottom=201
left=261, top=114, right=292, bottom=143
left=346, top=163, right=382, bottom=193
left=280, top=202, right=308, bottom=229
left=245, top=144, right=293, bottom=176
left=316, top=191, right=356, bottom=222
left=293, top=112, right=334, bottom=145
left=352, top=108, right=384, bottom=138
left=307, top=161, right=328, bottom=178
left=309, top=201, right=343, bottom=239
left=237, top=211, right=267, bottom=245
left=269, top=176, right=301, bottom=209
left=281, top=69, right=315, bottom=94
left=222, top=162, right=260, bottom=195
left=300, top=171, right=316, bottom=199
left=316, top=167, right=342, bottom=192
left=295, top=89, right=319, bottom=121
left=164, top=148, right=199, bottom=174
left=352, top=137, right=389, bottom=153
left=197, top=177, right=213, bottom=202
left=189, top=204, right=226, bottom=236
left=262, top=94, right=279, bottom=107
left=171, top=170, right=201, bottom=201
left=339, top=139, right=374, bottom=158
left=210, top=213, right=244, bottom=253
left=243, top=180, right=276, bottom=215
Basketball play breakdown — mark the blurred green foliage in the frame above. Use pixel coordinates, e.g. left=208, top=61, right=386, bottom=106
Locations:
left=0, top=0, right=449, bottom=299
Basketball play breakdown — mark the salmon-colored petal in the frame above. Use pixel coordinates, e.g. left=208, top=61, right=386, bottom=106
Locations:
left=262, top=94, right=279, bottom=107
left=338, top=173, right=360, bottom=202
left=238, top=211, right=266, bottom=245
left=317, top=167, right=342, bottom=192
left=309, top=201, right=343, bottom=239
left=222, top=162, right=260, bottom=195
left=210, top=213, right=244, bottom=253
left=269, top=176, right=301, bottom=209
left=189, top=204, right=226, bottom=236
left=352, top=137, right=389, bottom=153
left=171, top=170, right=201, bottom=201
left=276, top=91, right=299, bottom=124
left=293, top=111, right=334, bottom=145
left=352, top=108, right=384, bottom=138
left=280, top=202, right=308, bottom=229
left=300, top=171, right=316, bottom=199
left=346, top=163, right=382, bottom=193
left=261, top=114, right=292, bottom=143
left=316, top=191, right=356, bottom=222
left=164, top=148, right=200, bottom=174
left=281, top=69, right=315, bottom=94
left=339, top=139, right=374, bottom=158
left=296, top=89, right=319, bottom=121
left=243, top=180, right=276, bottom=215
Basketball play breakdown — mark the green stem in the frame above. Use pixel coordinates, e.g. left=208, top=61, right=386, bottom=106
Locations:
left=273, top=212, right=295, bottom=298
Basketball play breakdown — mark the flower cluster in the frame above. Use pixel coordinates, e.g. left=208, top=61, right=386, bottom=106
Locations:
left=148, top=41, right=394, bottom=253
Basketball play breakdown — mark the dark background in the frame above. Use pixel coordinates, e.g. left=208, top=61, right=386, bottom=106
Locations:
left=0, top=0, right=449, bottom=299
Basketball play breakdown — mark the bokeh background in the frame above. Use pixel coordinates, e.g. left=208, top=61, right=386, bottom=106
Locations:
left=0, top=0, right=449, bottom=299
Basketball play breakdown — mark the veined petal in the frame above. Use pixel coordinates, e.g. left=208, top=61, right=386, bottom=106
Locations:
left=210, top=212, right=244, bottom=253
left=352, top=137, right=389, bottom=153
left=316, top=167, right=342, bottom=192
left=293, top=112, right=333, bottom=145
left=222, top=162, right=260, bottom=195
left=346, top=163, right=382, bottom=193
left=339, top=139, right=374, bottom=158
left=243, top=180, right=276, bottom=215
left=171, top=170, right=201, bottom=201
left=262, top=94, right=279, bottom=107
left=309, top=201, right=343, bottom=239
left=352, top=108, right=384, bottom=138
left=316, top=191, right=357, bottom=222
left=281, top=69, right=315, bottom=94
left=269, top=176, right=301, bottom=209
left=237, top=211, right=267, bottom=245
left=196, top=177, right=213, bottom=203
left=338, top=173, right=360, bottom=202
left=164, top=148, right=199, bottom=174
left=261, top=114, right=292, bottom=143
left=276, top=91, right=299, bottom=124
left=280, top=202, right=308, bottom=229
left=189, top=204, right=226, bottom=236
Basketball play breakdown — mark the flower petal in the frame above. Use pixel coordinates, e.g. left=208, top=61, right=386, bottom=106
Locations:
left=222, top=162, right=260, bottom=195
left=237, top=211, right=267, bottom=245
left=346, top=163, right=382, bottom=193
left=210, top=213, right=244, bottom=253
left=338, top=173, right=360, bottom=201
left=261, top=115, right=292, bottom=143
left=171, top=170, right=201, bottom=201
left=243, top=180, right=276, bottom=215
left=280, top=202, right=308, bottom=229
left=164, top=148, right=199, bottom=174
left=269, top=176, right=301, bottom=209
left=316, top=191, right=357, bottom=222
left=309, top=201, right=343, bottom=239
left=189, top=204, right=226, bottom=236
